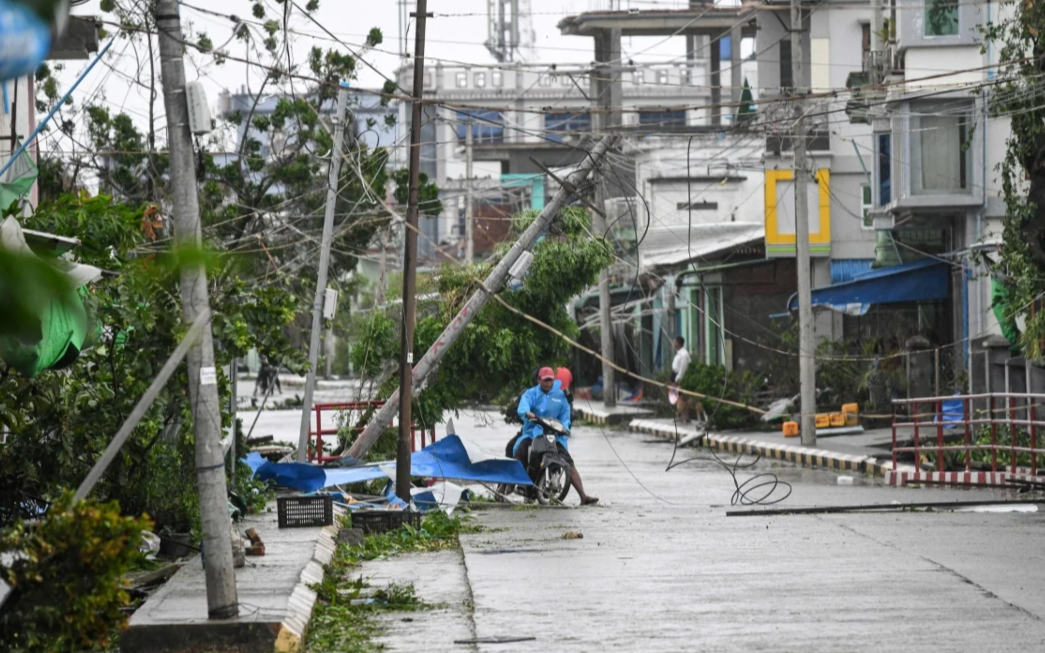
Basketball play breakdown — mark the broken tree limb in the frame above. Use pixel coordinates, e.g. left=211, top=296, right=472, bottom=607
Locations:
left=345, top=135, right=619, bottom=461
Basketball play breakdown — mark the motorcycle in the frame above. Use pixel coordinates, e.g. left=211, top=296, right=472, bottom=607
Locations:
left=524, top=415, right=572, bottom=505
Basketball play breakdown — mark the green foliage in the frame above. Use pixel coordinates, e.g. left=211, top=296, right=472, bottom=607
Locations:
left=926, top=425, right=1045, bottom=472
left=349, top=313, right=399, bottom=378
left=58, top=1, right=398, bottom=306
left=341, top=512, right=475, bottom=564
left=814, top=339, right=907, bottom=411
left=351, top=207, right=612, bottom=422
left=0, top=492, right=151, bottom=653
left=392, top=168, right=443, bottom=217
left=0, top=195, right=301, bottom=533
left=306, top=513, right=468, bottom=652
left=984, top=2, right=1045, bottom=361
left=678, top=363, right=762, bottom=429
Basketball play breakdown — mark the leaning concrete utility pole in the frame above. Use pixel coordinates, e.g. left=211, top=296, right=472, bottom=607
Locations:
left=791, top=0, right=816, bottom=446
left=297, top=85, right=350, bottom=463
left=155, top=0, right=237, bottom=619
left=396, top=0, right=430, bottom=501
left=346, top=135, right=619, bottom=460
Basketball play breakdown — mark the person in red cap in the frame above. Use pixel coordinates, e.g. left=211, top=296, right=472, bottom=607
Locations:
left=513, top=366, right=598, bottom=505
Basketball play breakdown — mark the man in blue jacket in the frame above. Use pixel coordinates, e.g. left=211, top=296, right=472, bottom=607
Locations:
left=514, top=367, right=598, bottom=505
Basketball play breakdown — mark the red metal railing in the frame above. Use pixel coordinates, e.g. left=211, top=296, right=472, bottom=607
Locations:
left=309, top=401, right=436, bottom=463
left=891, top=393, right=1045, bottom=475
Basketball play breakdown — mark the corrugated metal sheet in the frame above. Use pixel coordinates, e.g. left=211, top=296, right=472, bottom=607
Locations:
left=639, top=223, right=765, bottom=271
left=830, top=259, right=874, bottom=284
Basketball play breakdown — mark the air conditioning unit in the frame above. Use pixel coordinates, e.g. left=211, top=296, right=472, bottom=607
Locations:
left=185, top=81, right=212, bottom=135
left=871, top=210, right=894, bottom=230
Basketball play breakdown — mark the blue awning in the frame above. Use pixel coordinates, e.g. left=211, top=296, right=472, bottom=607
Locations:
left=787, top=258, right=950, bottom=316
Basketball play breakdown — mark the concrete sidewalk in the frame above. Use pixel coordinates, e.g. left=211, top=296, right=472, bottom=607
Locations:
left=123, top=504, right=338, bottom=653
left=626, top=415, right=909, bottom=477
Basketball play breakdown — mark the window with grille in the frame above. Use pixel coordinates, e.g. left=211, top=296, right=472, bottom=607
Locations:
left=909, top=101, right=973, bottom=195
left=455, top=110, right=504, bottom=144
left=544, top=112, right=592, bottom=141
left=925, top=0, right=959, bottom=37
left=638, top=109, right=686, bottom=127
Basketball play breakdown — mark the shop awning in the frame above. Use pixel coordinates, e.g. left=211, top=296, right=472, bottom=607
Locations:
left=786, top=258, right=951, bottom=316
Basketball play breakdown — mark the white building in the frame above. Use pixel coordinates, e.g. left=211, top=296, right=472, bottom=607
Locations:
left=393, top=54, right=736, bottom=261
left=860, top=0, right=1012, bottom=394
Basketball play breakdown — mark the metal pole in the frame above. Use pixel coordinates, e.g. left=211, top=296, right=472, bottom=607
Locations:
left=397, top=0, right=429, bottom=501
left=465, top=114, right=474, bottom=264
left=297, top=86, right=350, bottom=463
left=792, top=0, right=816, bottom=446
left=346, top=135, right=618, bottom=460
left=155, top=0, right=238, bottom=618
left=595, top=203, right=616, bottom=408
left=377, top=230, right=388, bottom=306
left=229, top=360, right=237, bottom=482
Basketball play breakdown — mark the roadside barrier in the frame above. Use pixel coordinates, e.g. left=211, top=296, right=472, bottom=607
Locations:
left=891, top=393, right=1045, bottom=477
left=309, top=401, right=435, bottom=463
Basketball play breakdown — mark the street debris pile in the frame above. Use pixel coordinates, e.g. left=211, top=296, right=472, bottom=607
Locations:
left=244, top=434, right=531, bottom=516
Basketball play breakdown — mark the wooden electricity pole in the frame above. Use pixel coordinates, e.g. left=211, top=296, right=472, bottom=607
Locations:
left=396, top=0, right=430, bottom=502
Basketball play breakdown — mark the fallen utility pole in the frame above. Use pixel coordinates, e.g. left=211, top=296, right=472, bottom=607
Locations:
left=297, top=85, right=351, bottom=463
left=397, top=0, right=430, bottom=501
left=726, top=499, right=1043, bottom=518
left=156, top=0, right=238, bottom=619
left=792, top=0, right=817, bottom=447
left=345, top=135, right=619, bottom=461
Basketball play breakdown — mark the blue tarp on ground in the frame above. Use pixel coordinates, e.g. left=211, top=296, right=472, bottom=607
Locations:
left=786, top=258, right=950, bottom=316
left=248, top=434, right=532, bottom=493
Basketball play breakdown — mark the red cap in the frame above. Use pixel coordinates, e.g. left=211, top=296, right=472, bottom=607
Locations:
left=538, top=366, right=556, bottom=381
left=555, top=367, right=573, bottom=390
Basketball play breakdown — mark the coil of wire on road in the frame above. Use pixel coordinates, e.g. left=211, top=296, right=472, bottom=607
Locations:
left=665, top=420, right=792, bottom=506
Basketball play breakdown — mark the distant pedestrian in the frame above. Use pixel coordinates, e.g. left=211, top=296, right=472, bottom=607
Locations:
left=670, top=336, right=692, bottom=423
left=253, top=356, right=282, bottom=398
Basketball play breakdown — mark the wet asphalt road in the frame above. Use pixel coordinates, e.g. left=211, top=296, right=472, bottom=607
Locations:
left=431, top=411, right=1045, bottom=652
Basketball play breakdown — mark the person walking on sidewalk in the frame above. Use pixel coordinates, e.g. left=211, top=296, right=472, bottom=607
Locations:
left=670, top=337, right=692, bottom=423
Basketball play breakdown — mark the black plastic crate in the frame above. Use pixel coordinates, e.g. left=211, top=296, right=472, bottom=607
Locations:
left=277, top=495, right=333, bottom=528
left=350, top=510, right=422, bottom=534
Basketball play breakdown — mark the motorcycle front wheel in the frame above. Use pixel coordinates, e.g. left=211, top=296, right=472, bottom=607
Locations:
left=536, top=464, right=571, bottom=505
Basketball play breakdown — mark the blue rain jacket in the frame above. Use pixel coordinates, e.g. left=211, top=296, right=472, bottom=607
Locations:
left=513, top=381, right=571, bottom=455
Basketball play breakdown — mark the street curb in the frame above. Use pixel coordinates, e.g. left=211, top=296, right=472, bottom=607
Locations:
left=884, top=470, right=1035, bottom=487
left=277, top=507, right=343, bottom=653
left=629, top=418, right=895, bottom=477
left=575, top=404, right=654, bottom=426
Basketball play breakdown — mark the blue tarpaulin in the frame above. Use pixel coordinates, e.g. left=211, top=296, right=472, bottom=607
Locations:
left=248, top=435, right=532, bottom=493
left=934, top=395, right=964, bottom=428
left=786, top=258, right=950, bottom=316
